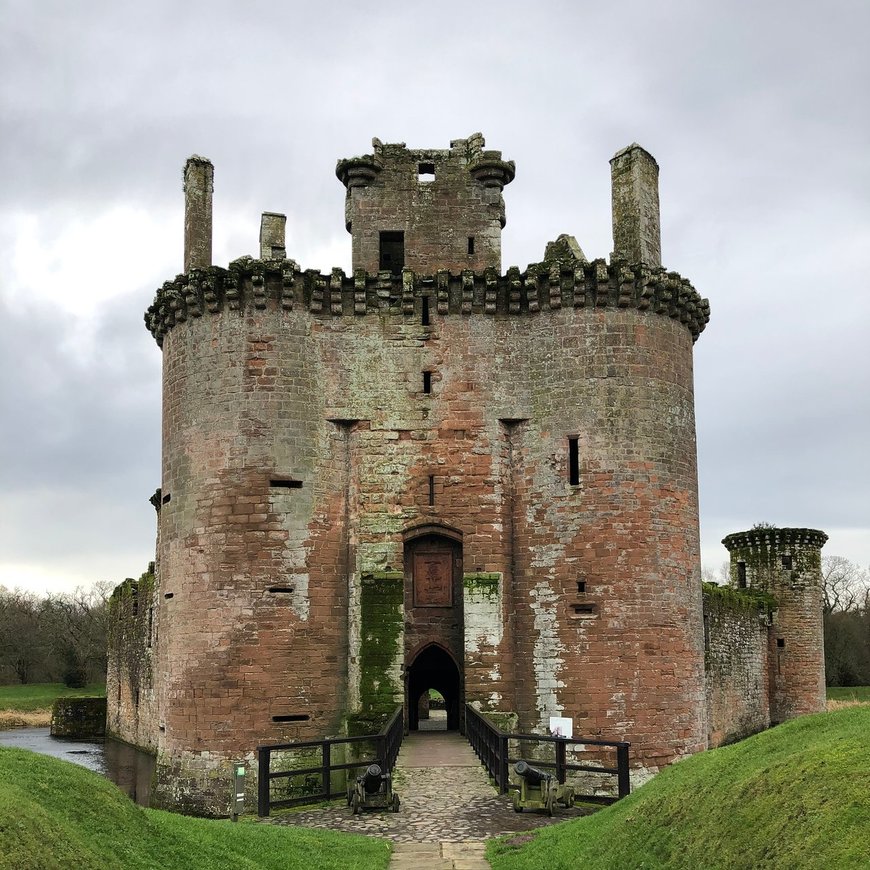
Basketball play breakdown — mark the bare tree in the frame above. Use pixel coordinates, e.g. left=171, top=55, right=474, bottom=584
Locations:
left=821, top=556, right=870, bottom=614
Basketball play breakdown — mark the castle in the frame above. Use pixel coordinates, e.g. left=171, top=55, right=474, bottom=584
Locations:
left=107, top=135, right=826, bottom=816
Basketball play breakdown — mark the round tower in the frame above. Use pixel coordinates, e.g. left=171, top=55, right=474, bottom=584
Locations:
left=722, top=527, right=828, bottom=723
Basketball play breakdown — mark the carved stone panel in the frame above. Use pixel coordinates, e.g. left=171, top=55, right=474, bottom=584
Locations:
left=413, top=549, right=453, bottom=607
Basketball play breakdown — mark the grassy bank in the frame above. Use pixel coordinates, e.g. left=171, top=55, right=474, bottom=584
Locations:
left=0, top=682, right=105, bottom=728
left=0, top=747, right=389, bottom=870
left=826, top=685, right=870, bottom=703
left=488, top=706, right=870, bottom=870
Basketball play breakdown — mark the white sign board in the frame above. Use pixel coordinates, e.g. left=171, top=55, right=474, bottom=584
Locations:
left=549, top=716, right=573, bottom=739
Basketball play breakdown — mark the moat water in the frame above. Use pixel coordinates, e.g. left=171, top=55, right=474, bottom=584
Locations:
left=0, top=727, right=156, bottom=807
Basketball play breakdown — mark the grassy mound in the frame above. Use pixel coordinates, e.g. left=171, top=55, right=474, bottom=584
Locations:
left=488, top=707, right=870, bottom=870
left=0, top=748, right=389, bottom=870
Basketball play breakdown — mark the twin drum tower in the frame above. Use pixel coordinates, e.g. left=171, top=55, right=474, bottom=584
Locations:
left=106, top=135, right=824, bottom=815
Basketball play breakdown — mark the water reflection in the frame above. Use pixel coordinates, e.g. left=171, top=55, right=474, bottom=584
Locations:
left=0, top=727, right=155, bottom=807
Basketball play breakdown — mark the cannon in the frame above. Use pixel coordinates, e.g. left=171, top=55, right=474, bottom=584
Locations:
left=346, top=763, right=400, bottom=814
left=512, top=760, right=575, bottom=816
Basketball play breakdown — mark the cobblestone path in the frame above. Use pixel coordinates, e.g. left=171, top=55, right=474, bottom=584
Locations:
left=266, top=729, right=590, bottom=868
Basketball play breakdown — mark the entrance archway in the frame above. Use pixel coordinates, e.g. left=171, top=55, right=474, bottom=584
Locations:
left=407, top=643, right=462, bottom=731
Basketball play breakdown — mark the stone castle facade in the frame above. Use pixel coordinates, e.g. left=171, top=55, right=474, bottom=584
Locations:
left=107, top=135, right=826, bottom=815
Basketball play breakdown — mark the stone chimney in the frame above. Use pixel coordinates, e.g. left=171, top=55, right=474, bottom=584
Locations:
left=610, top=144, right=661, bottom=267
left=259, top=212, right=287, bottom=260
left=183, top=156, right=214, bottom=272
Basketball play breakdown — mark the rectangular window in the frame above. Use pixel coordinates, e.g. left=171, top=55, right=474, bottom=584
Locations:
left=777, top=638, right=785, bottom=648
left=737, top=562, right=747, bottom=588
left=467, top=236, right=475, bottom=255
left=781, top=554, right=793, bottom=569
left=417, top=162, right=435, bottom=182
left=421, top=295, right=430, bottom=326
left=379, top=230, right=405, bottom=274
left=577, top=580, right=586, bottom=594
left=270, top=479, right=302, bottom=489
left=568, top=437, right=580, bottom=486
left=272, top=714, right=310, bottom=723
left=423, top=371, right=432, bottom=394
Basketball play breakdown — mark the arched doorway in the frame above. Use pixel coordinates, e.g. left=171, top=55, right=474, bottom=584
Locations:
left=407, top=643, right=462, bottom=731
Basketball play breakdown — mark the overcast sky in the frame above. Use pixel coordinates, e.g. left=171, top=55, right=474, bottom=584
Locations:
left=1, top=0, right=868, bottom=595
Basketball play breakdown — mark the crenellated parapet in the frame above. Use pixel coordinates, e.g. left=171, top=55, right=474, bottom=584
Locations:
left=144, top=257, right=710, bottom=346
left=722, top=528, right=829, bottom=554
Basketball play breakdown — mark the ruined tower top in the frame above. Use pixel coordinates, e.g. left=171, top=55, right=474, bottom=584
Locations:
left=336, top=134, right=515, bottom=275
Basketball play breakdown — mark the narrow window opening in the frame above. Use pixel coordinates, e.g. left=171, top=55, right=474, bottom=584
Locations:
left=161, top=492, right=171, bottom=504
left=164, top=592, right=174, bottom=600
left=737, top=562, right=747, bottom=589
left=423, top=371, right=432, bottom=394
left=270, top=479, right=303, bottom=489
left=147, top=607, right=153, bottom=648
left=568, top=437, right=580, bottom=486
left=577, top=580, right=586, bottom=594
left=133, top=688, right=140, bottom=708
left=781, top=554, right=793, bottom=569
left=131, top=589, right=139, bottom=617
left=159, top=725, right=166, bottom=732
left=428, top=474, right=435, bottom=506
left=272, top=714, right=310, bottom=723
left=267, top=586, right=295, bottom=594
left=703, top=614, right=711, bottom=653
left=421, top=296, right=430, bottom=326
left=572, top=603, right=596, bottom=617
left=417, top=162, right=435, bottom=182
left=467, top=236, right=475, bottom=255
left=777, top=638, right=785, bottom=649
left=379, top=231, right=405, bottom=275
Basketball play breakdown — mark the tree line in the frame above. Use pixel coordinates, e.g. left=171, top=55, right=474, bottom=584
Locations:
left=0, top=583, right=112, bottom=687
left=2, top=556, right=868, bottom=689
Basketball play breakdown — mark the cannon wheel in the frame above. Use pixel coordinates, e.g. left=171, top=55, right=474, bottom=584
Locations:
left=351, top=792, right=361, bottom=815
left=391, top=794, right=400, bottom=813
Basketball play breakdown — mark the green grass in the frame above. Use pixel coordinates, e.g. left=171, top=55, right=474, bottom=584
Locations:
left=0, top=748, right=390, bottom=870
left=826, top=685, right=870, bottom=702
left=0, top=682, right=106, bottom=712
left=488, top=707, right=870, bottom=870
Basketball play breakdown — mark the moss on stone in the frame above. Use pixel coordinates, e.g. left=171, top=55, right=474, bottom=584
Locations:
left=702, top=582, right=776, bottom=613
left=358, top=572, right=403, bottom=716
left=463, top=572, right=501, bottom=596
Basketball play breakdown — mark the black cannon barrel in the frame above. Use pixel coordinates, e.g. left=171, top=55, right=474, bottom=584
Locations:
left=514, top=760, right=551, bottom=785
left=360, top=763, right=383, bottom=793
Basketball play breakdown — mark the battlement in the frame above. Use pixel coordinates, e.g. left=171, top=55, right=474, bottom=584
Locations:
left=722, top=528, right=829, bottom=553
left=144, top=257, right=710, bottom=346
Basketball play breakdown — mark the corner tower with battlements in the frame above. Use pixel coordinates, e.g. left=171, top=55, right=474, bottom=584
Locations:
left=109, top=134, right=719, bottom=815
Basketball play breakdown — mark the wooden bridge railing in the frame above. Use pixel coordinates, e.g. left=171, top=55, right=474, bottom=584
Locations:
left=464, top=703, right=631, bottom=803
left=257, top=706, right=403, bottom=816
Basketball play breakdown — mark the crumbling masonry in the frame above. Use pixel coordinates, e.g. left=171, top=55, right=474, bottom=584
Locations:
left=107, top=136, right=826, bottom=815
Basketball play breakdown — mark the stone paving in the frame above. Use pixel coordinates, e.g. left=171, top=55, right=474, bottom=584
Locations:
left=265, top=725, right=591, bottom=868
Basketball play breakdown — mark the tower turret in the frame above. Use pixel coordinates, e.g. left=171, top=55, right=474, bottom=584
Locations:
left=723, top=527, right=828, bottom=723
